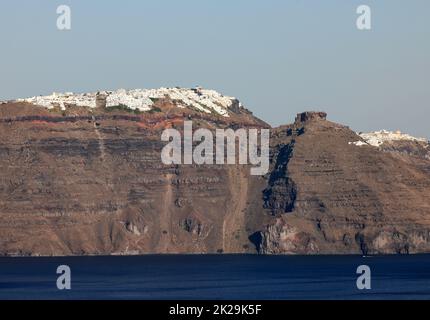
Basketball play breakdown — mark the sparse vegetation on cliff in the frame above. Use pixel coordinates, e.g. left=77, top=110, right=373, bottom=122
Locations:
left=106, top=104, right=142, bottom=115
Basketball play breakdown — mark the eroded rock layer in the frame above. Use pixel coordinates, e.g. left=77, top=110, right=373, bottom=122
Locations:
left=0, top=98, right=429, bottom=256
left=256, top=114, right=430, bottom=254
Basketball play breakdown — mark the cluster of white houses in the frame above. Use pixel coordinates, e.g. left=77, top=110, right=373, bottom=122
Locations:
left=15, top=87, right=239, bottom=117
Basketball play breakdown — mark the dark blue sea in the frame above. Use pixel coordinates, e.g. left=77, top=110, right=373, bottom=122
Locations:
left=1, top=254, right=430, bottom=300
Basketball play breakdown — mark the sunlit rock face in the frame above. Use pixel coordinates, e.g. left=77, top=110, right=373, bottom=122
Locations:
left=0, top=97, right=430, bottom=256
left=0, top=91, right=266, bottom=256
left=254, top=116, right=430, bottom=255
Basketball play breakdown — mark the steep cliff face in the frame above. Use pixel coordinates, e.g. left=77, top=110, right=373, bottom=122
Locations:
left=0, top=91, right=429, bottom=256
left=256, top=113, right=430, bottom=254
left=0, top=92, right=268, bottom=256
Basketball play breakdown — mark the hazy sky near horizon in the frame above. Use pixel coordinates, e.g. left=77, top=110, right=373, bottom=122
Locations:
left=0, top=0, right=429, bottom=137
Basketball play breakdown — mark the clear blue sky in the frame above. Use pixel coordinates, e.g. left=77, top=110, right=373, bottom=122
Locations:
left=1, top=0, right=429, bottom=137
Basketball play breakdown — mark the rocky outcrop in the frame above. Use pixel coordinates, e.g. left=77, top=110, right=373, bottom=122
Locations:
left=0, top=95, right=429, bottom=256
left=254, top=117, right=430, bottom=255
left=379, top=140, right=430, bottom=160
left=294, top=111, right=327, bottom=124
left=95, top=92, right=107, bottom=109
left=263, top=142, right=297, bottom=215
left=256, top=218, right=319, bottom=254
left=179, top=217, right=208, bottom=237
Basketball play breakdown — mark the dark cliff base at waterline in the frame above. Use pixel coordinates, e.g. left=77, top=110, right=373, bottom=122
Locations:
left=1, top=101, right=430, bottom=256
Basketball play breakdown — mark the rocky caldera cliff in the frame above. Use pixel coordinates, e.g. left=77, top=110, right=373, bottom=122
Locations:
left=0, top=89, right=429, bottom=256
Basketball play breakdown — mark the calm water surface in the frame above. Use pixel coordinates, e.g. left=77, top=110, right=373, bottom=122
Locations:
left=1, top=254, right=430, bottom=300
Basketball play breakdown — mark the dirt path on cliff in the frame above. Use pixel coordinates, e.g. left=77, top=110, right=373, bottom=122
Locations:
left=156, top=174, right=174, bottom=252
left=222, top=167, right=249, bottom=252
left=93, top=121, right=114, bottom=191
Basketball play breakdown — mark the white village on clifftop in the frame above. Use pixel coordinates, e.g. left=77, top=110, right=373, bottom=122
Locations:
left=13, top=87, right=238, bottom=117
